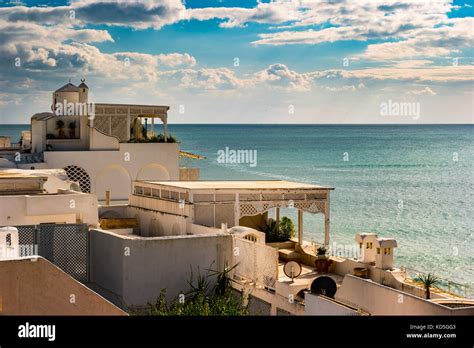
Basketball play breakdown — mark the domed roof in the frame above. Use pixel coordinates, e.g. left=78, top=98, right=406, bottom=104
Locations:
left=55, top=83, right=79, bottom=93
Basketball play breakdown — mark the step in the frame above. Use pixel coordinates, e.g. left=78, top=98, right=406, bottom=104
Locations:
left=279, top=248, right=302, bottom=262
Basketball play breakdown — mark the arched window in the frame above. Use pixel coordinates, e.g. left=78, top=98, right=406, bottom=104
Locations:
left=63, top=165, right=91, bottom=193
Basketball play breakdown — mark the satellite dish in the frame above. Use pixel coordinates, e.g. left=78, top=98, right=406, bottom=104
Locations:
left=283, top=261, right=302, bottom=279
left=310, top=276, right=337, bottom=298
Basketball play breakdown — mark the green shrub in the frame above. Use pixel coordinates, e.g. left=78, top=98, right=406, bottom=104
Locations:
left=264, top=216, right=296, bottom=242
left=130, top=133, right=178, bottom=143
left=145, top=265, right=248, bottom=316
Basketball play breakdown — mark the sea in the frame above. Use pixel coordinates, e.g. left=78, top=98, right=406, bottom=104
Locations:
left=2, top=124, right=473, bottom=287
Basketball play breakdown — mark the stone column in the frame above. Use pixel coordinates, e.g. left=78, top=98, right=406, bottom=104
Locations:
left=163, top=113, right=168, bottom=142
left=324, top=193, right=330, bottom=246
left=126, top=107, right=131, bottom=141
left=275, top=207, right=280, bottom=231
left=298, top=209, right=303, bottom=245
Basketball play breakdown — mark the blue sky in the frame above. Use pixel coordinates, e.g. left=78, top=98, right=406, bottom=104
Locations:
left=0, top=0, right=473, bottom=124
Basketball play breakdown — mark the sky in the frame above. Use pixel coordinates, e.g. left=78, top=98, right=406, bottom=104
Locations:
left=0, top=0, right=473, bottom=124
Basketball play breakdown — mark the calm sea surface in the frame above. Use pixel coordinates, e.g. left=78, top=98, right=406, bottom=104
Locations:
left=2, top=124, right=473, bottom=286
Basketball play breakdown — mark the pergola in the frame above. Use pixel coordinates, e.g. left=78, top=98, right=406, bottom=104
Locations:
left=92, top=103, right=169, bottom=142
left=131, top=180, right=334, bottom=245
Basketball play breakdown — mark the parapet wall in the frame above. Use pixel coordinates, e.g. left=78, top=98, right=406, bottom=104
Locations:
left=90, top=229, right=233, bottom=309
left=335, top=275, right=474, bottom=316
left=0, top=257, right=126, bottom=315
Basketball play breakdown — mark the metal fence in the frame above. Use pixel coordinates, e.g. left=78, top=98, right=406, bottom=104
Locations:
left=15, top=223, right=89, bottom=282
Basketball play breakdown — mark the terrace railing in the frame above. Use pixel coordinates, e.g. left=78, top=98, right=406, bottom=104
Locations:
left=401, top=266, right=473, bottom=299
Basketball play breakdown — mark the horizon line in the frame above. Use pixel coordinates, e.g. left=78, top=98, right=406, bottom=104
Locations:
left=0, top=123, right=473, bottom=126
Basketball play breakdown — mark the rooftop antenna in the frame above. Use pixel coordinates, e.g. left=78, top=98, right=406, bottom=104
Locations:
left=81, top=78, right=85, bottom=83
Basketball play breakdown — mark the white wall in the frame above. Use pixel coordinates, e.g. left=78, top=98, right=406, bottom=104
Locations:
left=126, top=206, right=188, bottom=237
left=335, top=275, right=474, bottom=315
left=0, top=192, right=98, bottom=226
left=305, top=293, right=360, bottom=315
left=89, top=127, right=119, bottom=151
left=90, top=229, right=233, bottom=308
left=44, top=142, right=179, bottom=200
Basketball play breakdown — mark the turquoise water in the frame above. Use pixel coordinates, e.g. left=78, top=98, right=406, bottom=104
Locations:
left=2, top=124, right=473, bottom=286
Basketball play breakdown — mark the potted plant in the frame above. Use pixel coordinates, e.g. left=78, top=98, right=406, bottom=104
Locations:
left=415, top=273, right=440, bottom=299
left=316, top=246, right=328, bottom=259
left=314, top=245, right=332, bottom=273
left=56, top=119, right=65, bottom=139
left=68, top=121, right=77, bottom=138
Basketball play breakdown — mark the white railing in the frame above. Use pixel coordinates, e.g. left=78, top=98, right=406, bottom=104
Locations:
left=233, top=236, right=278, bottom=291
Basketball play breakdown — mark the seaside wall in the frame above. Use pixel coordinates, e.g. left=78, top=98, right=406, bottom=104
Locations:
left=0, top=257, right=126, bottom=315
left=330, top=257, right=449, bottom=300
left=336, top=275, right=474, bottom=315
left=90, top=229, right=233, bottom=309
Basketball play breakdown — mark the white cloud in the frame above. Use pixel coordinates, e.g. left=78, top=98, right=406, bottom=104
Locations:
left=407, top=87, right=437, bottom=95
left=339, top=65, right=474, bottom=82
left=253, top=63, right=313, bottom=91
left=156, top=53, right=196, bottom=68
left=187, top=1, right=301, bottom=28
left=358, top=17, right=474, bottom=60
left=1, top=0, right=186, bottom=29
left=160, top=67, right=247, bottom=90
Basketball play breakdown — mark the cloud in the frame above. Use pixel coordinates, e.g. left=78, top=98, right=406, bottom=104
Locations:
left=253, top=63, right=313, bottom=91
left=159, top=67, right=247, bottom=90
left=156, top=53, right=196, bottom=68
left=407, top=87, right=437, bottom=95
left=392, top=60, right=434, bottom=68
left=358, top=17, right=474, bottom=60
left=251, top=0, right=453, bottom=45
left=187, top=1, right=300, bottom=28
left=339, top=65, right=474, bottom=82
left=1, top=0, right=186, bottom=29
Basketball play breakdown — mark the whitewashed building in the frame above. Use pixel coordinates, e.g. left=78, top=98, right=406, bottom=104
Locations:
left=1, top=81, right=181, bottom=203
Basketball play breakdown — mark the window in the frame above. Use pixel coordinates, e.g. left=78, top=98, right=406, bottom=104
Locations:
left=359, top=243, right=363, bottom=249
left=244, top=234, right=258, bottom=242
left=63, top=165, right=91, bottom=193
left=383, top=248, right=391, bottom=255
left=366, top=242, right=373, bottom=249
left=6, top=233, right=11, bottom=247
left=376, top=248, right=380, bottom=254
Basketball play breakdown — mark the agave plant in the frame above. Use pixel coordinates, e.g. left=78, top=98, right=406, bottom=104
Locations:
left=415, top=273, right=440, bottom=299
left=207, top=263, right=239, bottom=296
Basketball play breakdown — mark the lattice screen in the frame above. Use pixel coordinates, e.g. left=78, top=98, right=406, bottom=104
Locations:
left=63, top=165, right=91, bottom=193
left=239, top=200, right=326, bottom=217
left=16, top=224, right=89, bottom=282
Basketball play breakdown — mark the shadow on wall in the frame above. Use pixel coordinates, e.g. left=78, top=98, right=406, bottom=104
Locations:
left=136, top=163, right=170, bottom=181
left=95, top=165, right=132, bottom=201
